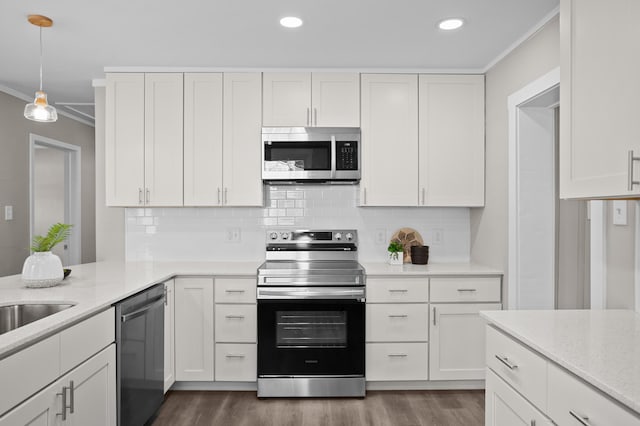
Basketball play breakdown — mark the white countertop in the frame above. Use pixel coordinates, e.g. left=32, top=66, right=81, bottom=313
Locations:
left=361, top=262, right=503, bottom=276
left=481, top=309, right=640, bottom=415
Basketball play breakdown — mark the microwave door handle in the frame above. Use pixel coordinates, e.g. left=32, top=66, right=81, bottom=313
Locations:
left=331, top=135, right=337, bottom=178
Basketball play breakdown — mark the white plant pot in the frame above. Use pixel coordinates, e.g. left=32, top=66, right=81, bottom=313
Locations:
left=22, top=251, right=64, bottom=288
left=388, top=251, right=404, bottom=265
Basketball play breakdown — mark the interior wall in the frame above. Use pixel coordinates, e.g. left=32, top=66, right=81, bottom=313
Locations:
left=472, top=16, right=560, bottom=305
left=606, top=200, right=636, bottom=309
left=33, top=147, right=66, bottom=261
left=0, top=91, right=95, bottom=276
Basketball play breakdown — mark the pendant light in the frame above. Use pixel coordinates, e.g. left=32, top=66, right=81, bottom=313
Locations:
left=24, top=14, right=58, bottom=123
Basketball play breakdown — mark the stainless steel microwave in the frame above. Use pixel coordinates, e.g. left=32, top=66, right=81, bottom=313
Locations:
left=262, top=127, right=361, bottom=183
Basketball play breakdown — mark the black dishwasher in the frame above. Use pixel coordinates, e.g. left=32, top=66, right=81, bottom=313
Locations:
left=115, top=283, right=165, bottom=426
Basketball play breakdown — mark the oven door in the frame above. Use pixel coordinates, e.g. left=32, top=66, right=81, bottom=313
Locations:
left=257, top=287, right=365, bottom=377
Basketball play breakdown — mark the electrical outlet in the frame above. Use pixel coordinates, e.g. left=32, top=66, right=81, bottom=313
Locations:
left=375, top=229, right=386, bottom=245
left=432, top=228, right=444, bottom=245
left=227, top=227, right=241, bottom=242
left=4, top=206, right=13, bottom=221
left=613, top=200, right=627, bottom=226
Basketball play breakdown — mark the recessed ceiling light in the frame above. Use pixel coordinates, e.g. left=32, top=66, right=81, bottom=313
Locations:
left=280, top=16, right=303, bottom=28
left=438, top=18, right=464, bottom=31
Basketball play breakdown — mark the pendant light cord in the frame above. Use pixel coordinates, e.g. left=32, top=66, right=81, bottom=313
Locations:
left=39, top=27, right=43, bottom=91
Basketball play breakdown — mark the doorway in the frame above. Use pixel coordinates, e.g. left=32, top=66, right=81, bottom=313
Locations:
left=29, top=134, right=81, bottom=266
left=508, top=68, right=590, bottom=310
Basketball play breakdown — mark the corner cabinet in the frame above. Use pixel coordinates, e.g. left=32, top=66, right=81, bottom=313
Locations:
left=560, top=0, right=640, bottom=198
left=262, top=72, right=360, bottom=127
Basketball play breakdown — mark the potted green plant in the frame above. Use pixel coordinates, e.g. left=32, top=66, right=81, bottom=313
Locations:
left=22, top=223, right=72, bottom=288
left=387, top=241, right=404, bottom=265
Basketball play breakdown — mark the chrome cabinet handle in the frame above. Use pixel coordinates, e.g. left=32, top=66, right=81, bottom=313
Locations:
left=217, top=188, right=221, bottom=205
left=225, top=315, right=245, bottom=319
left=388, top=314, right=408, bottom=318
left=145, top=188, right=150, bottom=204
left=495, top=355, right=518, bottom=370
left=389, top=289, right=408, bottom=293
left=433, top=307, right=436, bottom=326
left=225, top=354, right=246, bottom=359
left=388, top=353, right=408, bottom=358
left=530, top=421, right=536, bottom=426
left=138, top=188, right=143, bottom=204
left=164, top=286, right=169, bottom=306
left=225, top=289, right=245, bottom=293
left=306, top=108, right=310, bottom=126
left=363, top=188, right=367, bottom=205
left=57, top=385, right=69, bottom=420
left=224, top=188, right=228, bottom=205
left=314, top=108, right=318, bottom=126
left=69, top=380, right=74, bottom=414
left=457, top=288, right=477, bottom=292
left=629, top=151, right=640, bottom=190
left=569, top=411, right=592, bottom=426
left=421, top=188, right=425, bottom=205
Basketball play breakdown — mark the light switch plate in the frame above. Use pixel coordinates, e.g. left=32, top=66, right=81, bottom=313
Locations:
left=613, top=200, right=627, bottom=225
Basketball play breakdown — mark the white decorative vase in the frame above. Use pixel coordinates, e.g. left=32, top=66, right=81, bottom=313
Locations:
left=388, top=251, right=404, bottom=265
left=22, top=251, right=64, bottom=288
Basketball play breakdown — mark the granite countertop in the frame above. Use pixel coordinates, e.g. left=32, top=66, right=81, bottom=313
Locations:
left=361, top=262, right=503, bottom=276
left=481, top=309, right=640, bottom=415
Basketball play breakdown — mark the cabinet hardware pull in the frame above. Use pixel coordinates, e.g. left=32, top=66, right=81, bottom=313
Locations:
left=146, top=188, right=150, bottom=204
left=388, top=353, right=408, bottom=358
left=68, top=380, right=75, bottom=414
left=138, top=188, right=143, bottom=205
left=629, top=150, right=640, bottom=190
left=388, top=314, right=408, bottom=318
left=217, top=188, right=221, bottom=205
left=164, top=286, right=169, bottom=306
left=457, top=288, right=477, bottom=292
left=56, top=385, right=68, bottom=420
left=421, top=188, right=425, bottom=205
left=314, top=108, right=318, bottom=126
left=306, top=108, right=310, bottom=126
left=226, top=315, right=245, bottom=319
left=226, top=354, right=246, bottom=359
left=569, top=411, right=592, bottom=426
left=389, top=289, right=408, bottom=293
left=224, top=188, right=228, bottom=205
left=495, top=355, right=518, bottom=370
left=530, top=421, right=536, bottom=426
left=225, top=289, right=245, bottom=293
left=363, top=188, right=367, bottom=205
left=433, top=307, right=436, bottom=326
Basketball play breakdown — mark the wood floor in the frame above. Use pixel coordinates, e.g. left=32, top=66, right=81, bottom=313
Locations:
left=152, top=390, right=485, bottom=426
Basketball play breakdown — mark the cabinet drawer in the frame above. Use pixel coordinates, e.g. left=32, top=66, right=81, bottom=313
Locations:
left=548, top=363, right=640, bottom=426
left=486, top=326, right=547, bottom=411
left=366, top=304, right=428, bottom=342
left=215, top=304, right=256, bottom=343
left=366, top=342, right=428, bottom=381
left=0, top=335, right=60, bottom=416
left=367, top=278, right=428, bottom=303
left=431, top=277, right=501, bottom=302
left=60, top=308, right=115, bottom=373
left=215, top=344, right=257, bottom=382
left=215, top=278, right=256, bottom=303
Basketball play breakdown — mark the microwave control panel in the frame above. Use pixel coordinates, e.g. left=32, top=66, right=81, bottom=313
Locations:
left=336, top=141, right=358, bottom=170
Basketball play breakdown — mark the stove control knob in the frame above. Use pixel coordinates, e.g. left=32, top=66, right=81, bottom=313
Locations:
left=335, top=232, right=342, bottom=241
left=345, top=232, right=354, bottom=241
left=281, top=232, right=290, bottom=240
left=269, top=232, right=278, bottom=240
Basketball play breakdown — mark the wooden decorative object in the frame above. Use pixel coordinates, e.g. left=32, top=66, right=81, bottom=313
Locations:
left=28, top=15, right=53, bottom=28
left=389, top=228, right=424, bottom=263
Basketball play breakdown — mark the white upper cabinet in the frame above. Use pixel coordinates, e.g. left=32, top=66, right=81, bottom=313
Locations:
left=144, top=73, right=184, bottom=206
left=419, top=75, right=485, bottom=206
left=105, top=73, right=145, bottom=206
left=560, top=0, right=640, bottom=198
left=360, top=74, right=419, bottom=206
left=183, top=73, right=223, bottom=206
left=263, top=72, right=359, bottom=127
left=222, top=73, right=263, bottom=206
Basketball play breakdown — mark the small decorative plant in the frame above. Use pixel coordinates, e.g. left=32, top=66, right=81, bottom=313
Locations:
left=30, top=223, right=72, bottom=252
left=388, top=241, right=404, bottom=261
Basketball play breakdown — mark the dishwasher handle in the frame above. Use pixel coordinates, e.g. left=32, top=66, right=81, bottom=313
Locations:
left=121, top=295, right=165, bottom=323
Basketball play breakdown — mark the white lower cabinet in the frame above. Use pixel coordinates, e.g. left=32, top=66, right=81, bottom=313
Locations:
left=429, top=303, right=501, bottom=381
left=163, top=280, right=175, bottom=392
left=485, top=369, right=552, bottom=426
left=366, top=343, right=428, bottom=381
left=215, top=344, right=257, bottom=382
left=174, top=277, right=215, bottom=381
left=0, top=345, right=116, bottom=426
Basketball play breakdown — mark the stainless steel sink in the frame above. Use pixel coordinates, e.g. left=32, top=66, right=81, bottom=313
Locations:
left=0, top=303, right=76, bottom=335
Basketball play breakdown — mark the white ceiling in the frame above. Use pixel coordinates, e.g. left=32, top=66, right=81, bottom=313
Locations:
left=0, top=0, right=559, bottom=124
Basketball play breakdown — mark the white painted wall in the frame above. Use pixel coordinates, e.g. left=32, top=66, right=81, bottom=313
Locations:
left=606, top=200, right=636, bottom=309
left=33, top=147, right=66, bottom=260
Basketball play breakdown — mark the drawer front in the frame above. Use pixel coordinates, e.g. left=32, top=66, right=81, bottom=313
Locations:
left=60, top=307, right=115, bottom=373
left=486, top=326, right=547, bottom=411
left=215, top=278, right=256, bottom=303
left=366, top=342, right=428, bottom=381
left=215, top=343, right=257, bottom=382
left=215, top=304, right=257, bottom=343
left=548, top=363, right=640, bottom=426
left=367, top=278, right=428, bottom=303
left=366, top=304, right=428, bottom=342
left=0, top=334, right=60, bottom=416
left=431, top=277, right=501, bottom=302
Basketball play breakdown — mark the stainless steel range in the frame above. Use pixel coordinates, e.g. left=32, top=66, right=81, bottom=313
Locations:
left=257, top=229, right=366, bottom=398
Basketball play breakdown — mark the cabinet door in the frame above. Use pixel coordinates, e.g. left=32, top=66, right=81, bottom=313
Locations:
left=105, top=73, right=145, bottom=206
left=311, top=73, right=360, bottom=127
left=163, top=280, right=175, bottom=393
left=144, top=73, right=184, bottom=206
left=262, top=73, right=311, bottom=126
left=430, top=303, right=501, bottom=380
left=223, top=73, right=263, bottom=206
left=174, top=278, right=214, bottom=381
left=485, top=369, right=552, bottom=426
left=560, top=0, right=640, bottom=198
left=419, top=75, right=485, bottom=206
left=360, top=74, right=419, bottom=206
left=0, top=382, right=58, bottom=425
left=184, top=73, right=223, bottom=206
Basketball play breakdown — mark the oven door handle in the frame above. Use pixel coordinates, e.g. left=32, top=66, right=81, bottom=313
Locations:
left=257, top=287, right=365, bottom=300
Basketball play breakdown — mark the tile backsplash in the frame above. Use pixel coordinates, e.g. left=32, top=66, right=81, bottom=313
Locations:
left=126, top=185, right=470, bottom=263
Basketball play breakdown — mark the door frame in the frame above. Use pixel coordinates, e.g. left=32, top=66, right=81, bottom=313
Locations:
left=29, top=134, right=82, bottom=265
